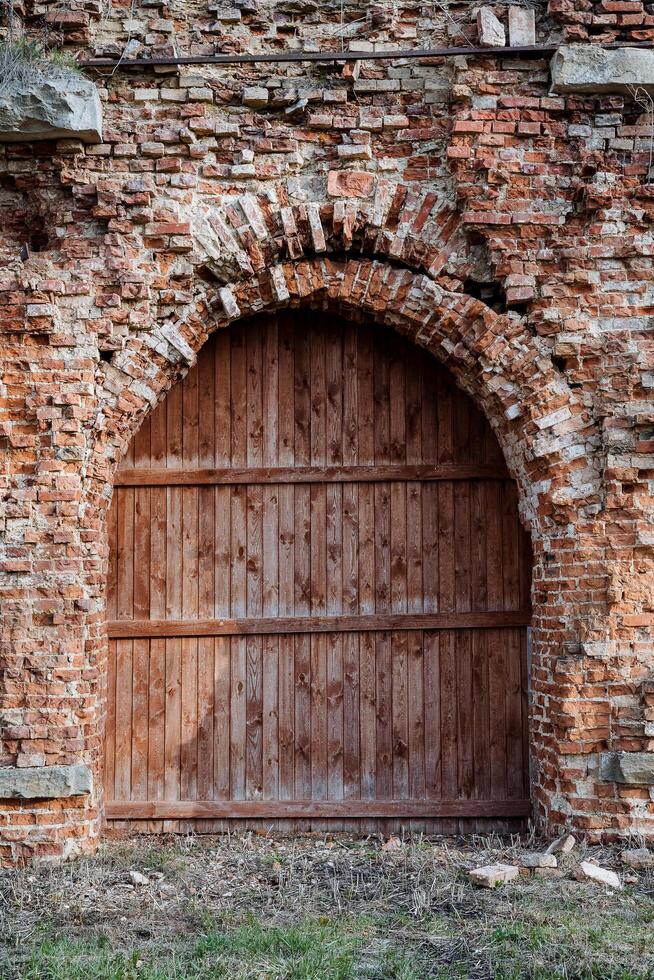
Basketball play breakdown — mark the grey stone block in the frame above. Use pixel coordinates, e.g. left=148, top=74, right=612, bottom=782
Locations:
left=0, top=764, right=93, bottom=799
left=551, top=45, right=654, bottom=96
left=0, top=73, right=102, bottom=143
left=600, top=751, right=654, bottom=785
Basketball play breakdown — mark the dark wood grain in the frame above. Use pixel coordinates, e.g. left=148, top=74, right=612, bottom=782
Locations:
left=105, top=312, right=532, bottom=830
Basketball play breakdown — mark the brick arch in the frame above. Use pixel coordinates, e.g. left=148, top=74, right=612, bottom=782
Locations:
left=95, top=255, right=599, bottom=533
left=88, top=252, right=602, bottom=840
left=189, top=186, right=472, bottom=287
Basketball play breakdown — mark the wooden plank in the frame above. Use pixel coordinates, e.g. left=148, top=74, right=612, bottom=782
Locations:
left=471, top=628, right=490, bottom=801
left=311, top=634, right=327, bottom=800
left=278, top=314, right=294, bottom=465
left=310, top=319, right=326, bottom=466
left=278, top=634, right=294, bottom=800
left=146, top=640, right=166, bottom=800
left=115, top=463, right=510, bottom=487
left=114, top=650, right=132, bottom=804
left=342, top=484, right=358, bottom=614
left=375, top=632, right=393, bottom=799
left=181, top=361, right=200, bottom=801
left=131, top=639, right=149, bottom=800
left=327, top=633, right=344, bottom=800
left=357, top=326, right=374, bottom=465
left=196, top=637, right=214, bottom=804
left=440, top=630, right=458, bottom=801
left=164, top=638, right=182, bottom=806
left=262, top=634, right=279, bottom=799
left=294, top=634, right=311, bottom=800
left=230, top=637, right=247, bottom=799
left=115, top=488, right=134, bottom=621
left=294, top=323, right=310, bottom=466
left=407, top=631, right=425, bottom=799
left=231, top=326, right=247, bottom=467
left=342, top=324, right=358, bottom=463
left=359, top=631, right=376, bottom=799
left=326, top=483, right=343, bottom=615
left=195, top=339, right=213, bottom=816
left=105, top=639, right=117, bottom=800
left=424, top=631, right=441, bottom=798
left=246, top=635, right=263, bottom=799
left=108, top=610, right=532, bottom=638
left=342, top=633, right=360, bottom=800
left=391, top=631, right=409, bottom=799
left=231, top=486, right=247, bottom=617
left=213, top=636, right=231, bottom=800
left=107, top=798, right=532, bottom=819
left=390, top=482, right=407, bottom=614
left=358, top=484, right=375, bottom=614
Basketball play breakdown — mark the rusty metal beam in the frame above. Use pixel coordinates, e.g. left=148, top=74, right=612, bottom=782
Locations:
left=80, top=43, right=560, bottom=70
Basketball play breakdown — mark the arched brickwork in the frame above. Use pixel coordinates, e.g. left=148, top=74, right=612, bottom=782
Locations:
left=2, top=173, right=653, bottom=862
left=76, top=251, right=607, bottom=846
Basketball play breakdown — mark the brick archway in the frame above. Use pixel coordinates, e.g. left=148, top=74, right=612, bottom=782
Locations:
left=85, top=253, right=603, bottom=843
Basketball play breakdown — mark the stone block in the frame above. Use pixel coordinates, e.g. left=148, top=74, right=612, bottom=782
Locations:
left=242, top=87, right=269, bottom=108
left=0, top=73, right=102, bottom=144
left=551, top=45, right=654, bottom=95
left=520, top=853, right=558, bottom=869
left=600, top=751, right=654, bottom=784
left=508, top=8, right=536, bottom=46
left=578, top=861, right=622, bottom=890
left=469, top=864, right=519, bottom=888
left=0, top=764, right=92, bottom=799
left=546, top=834, right=576, bottom=855
left=477, top=8, right=506, bottom=47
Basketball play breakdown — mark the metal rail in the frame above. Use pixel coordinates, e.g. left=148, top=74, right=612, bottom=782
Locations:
left=80, top=43, right=559, bottom=69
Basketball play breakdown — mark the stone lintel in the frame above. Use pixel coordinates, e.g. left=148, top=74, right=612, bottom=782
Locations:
left=600, top=752, right=654, bottom=786
left=551, top=45, right=654, bottom=96
left=0, top=764, right=93, bottom=799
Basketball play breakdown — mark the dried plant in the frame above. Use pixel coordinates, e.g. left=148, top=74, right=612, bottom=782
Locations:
left=0, top=0, right=80, bottom=89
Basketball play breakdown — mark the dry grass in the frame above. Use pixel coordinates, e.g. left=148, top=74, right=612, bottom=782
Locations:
left=1, top=831, right=653, bottom=979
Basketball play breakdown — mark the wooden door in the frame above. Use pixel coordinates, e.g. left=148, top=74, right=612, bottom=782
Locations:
left=105, top=312, right=532, bottom=831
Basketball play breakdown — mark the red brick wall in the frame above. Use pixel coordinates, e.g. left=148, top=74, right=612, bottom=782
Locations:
left=1, top=1, right=653, bottom=863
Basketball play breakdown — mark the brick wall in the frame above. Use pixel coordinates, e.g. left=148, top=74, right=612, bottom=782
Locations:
left=1, top=0, right=653, bottom=863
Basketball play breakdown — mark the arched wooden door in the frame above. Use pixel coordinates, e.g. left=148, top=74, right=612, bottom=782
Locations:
left=105, top=313, right=532, bottom=831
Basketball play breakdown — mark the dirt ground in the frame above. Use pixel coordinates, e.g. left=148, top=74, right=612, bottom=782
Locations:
left=1, top=830, right=653, bottom=979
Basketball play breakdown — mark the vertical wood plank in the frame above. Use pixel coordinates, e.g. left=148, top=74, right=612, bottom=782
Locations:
left=214, top=636, right=231, bottom=800
left=391, top=631, right=409, bottom=799
left=326, top=633, right=343, bottom=800
left=375, top=632, right=392, bottom=799
left=278, top=634, right=295, bottom=800
left=114, top=639, right=133, bottom=801
left=246, top=635, right=263, bottom=799
left=343, top=633, right=360, bottom=800
left=230, top=637, right=246, bottom=800
left=407, top=631, right=425, bottom=799
left=359, top=632, right=376, bottom=800
left=263, top=635, right=279, bottom=799
left=310, top=634, right=327, bottom=800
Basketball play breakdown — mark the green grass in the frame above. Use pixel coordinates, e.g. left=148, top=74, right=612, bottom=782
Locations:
left=2, top=835, right=653, bottom=980
left=16, top=918, right=366, bottom=980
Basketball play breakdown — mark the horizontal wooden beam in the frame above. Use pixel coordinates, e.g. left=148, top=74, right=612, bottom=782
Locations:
left=114, top=463, right=509, bottom=488
left=105, top=798, right=532, bottom=820
left=108, top=610, right=530, bottom=639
